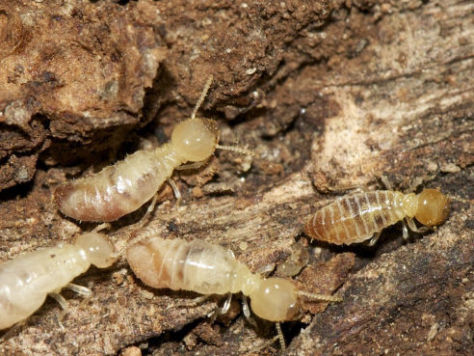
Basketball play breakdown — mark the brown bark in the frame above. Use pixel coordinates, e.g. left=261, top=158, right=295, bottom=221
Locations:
left=0, top=0, right=472, bottom=355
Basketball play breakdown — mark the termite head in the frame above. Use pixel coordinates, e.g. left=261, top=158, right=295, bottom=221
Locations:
left=250, top=278, right=301, bottom=322
left=171, top=118, right=218, bottom=162
left=415, top=189, right=450, bottom=226
left=75, top=232, right=116, bottom=268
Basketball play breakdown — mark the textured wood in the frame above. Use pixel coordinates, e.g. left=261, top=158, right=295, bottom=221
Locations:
left=0, top=0, right=472, bottom=355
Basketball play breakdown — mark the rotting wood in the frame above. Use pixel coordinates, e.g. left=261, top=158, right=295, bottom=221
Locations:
left=0, top=0, right=472, bottom=355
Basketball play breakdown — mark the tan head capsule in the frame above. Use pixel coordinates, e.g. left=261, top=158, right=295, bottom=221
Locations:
left=54, top=76, right=252, bottom=222
left=0, top=231, right=116, bottom=330
left=304, top=188, right=449, bottom=246
left=126, top=236, right=340, bottom=349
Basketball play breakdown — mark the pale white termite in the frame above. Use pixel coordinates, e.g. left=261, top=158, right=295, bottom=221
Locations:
left=54, top=76, right=252, bottom=222
left=0, top=231, right=116, bottom=330
left=305, top=188, right=450, bottom=246
left=126, top=236, right=341, bottom=350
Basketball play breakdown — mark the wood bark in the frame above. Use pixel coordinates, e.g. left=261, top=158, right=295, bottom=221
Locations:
left=0, top=0, right=472, bottom=355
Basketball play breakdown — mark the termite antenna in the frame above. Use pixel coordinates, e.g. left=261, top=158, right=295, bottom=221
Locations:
left=215, top=144, right=255, bottom=157
left=275, top=322, right=286, bottom=351
left=297, top=290, right=343, bottom=302
left=191, top=75, right=214, bottom=120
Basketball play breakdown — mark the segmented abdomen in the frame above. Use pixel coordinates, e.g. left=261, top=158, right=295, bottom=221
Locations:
left=0, top=245, right=89, bottom=329
left=304, top=191, right=405, bottom=245
left=55, top=145, right=179, bottom=222
left=127, top=238, right=239, bottom=296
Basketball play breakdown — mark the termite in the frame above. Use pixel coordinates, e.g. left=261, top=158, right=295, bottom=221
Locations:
left=126, top=235, right=341, bottom=350
left=0, top=230, right=116, bottom=330
left=54, top=76, right=252, bottom=222
left=304, top=187, right=450, bottom=246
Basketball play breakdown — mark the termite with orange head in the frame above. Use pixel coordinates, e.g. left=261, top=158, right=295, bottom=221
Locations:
left=54, top=76, right=253, bottom=222
left=126, top=235, right=341, bottom=350
left=304, top=187, right=450, bottom=246
left=0, top=228, right=116, bottom=330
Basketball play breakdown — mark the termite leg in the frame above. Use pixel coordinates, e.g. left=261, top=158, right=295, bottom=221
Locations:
left=402, top=221, right=410, bottom=240
left=166, top=295, right=209, bottom=311
left=54, top=312, right=66, bottom=330
left=255, top=263, right=276, bottom=277
left=175, top=159, right=209, bottom=171
left=122, top=194, right=160, bottom=244
left=145, top=194, right=159, bottom=219
left=208, top=294, right=233, bottom=321
left=405, top=217, right=430, bottom=234
left=275, top=322, right=286, bottom=352
left=219, top=294, right=233, bottom=315
left=166, top=178, right=182, bottom=205
left=242, top=298, right=257, bottom=327
left=49, top=293, right=68, bottom=328
left=380, top=175, right=393, bottom=190
left=49, top=292, right=69, bottom=311
left=93, top=223, right=111, bottom=233
left=368, top=231, right=382, bottom=246
left=66, top=283, right=93, bottom=297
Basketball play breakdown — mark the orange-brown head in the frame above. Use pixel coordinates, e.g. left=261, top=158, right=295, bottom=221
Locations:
left=415, top=189, right=450, bottom=226
left=250, top=278, right=301, bottom=322
left=171, top=118, right=218, bottom=162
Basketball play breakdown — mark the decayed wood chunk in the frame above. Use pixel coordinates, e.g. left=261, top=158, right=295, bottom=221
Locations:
left=0, top=0, right=166, bottom=190
left=0, top=0, right=472, bottom=355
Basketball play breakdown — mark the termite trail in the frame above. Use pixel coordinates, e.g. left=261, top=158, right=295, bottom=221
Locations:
left=54, top=76, right=253, bottom=223
left=0, top=231, right=116, bottom=330
left=304, top=188, right=450, bottom=246
left=126, top=236, right=341, bottom=350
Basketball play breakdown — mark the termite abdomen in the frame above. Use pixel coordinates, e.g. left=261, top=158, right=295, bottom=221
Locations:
left=305, top=189, right=449, bottom=245
left=0, top=232, right=115, bottom=330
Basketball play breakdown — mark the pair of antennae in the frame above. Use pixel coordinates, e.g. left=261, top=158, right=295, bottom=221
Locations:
left=191, top=75, right=255, bottom=157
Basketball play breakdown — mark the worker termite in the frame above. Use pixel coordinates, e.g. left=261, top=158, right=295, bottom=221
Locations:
left=126, top=236, right=341, bottom=350
left=304, top=187, right=450, bottom=246
left=54, top=76, right=253, bottom=222
left=0, top=230, right=116, bottom=330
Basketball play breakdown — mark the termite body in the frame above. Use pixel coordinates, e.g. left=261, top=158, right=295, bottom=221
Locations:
left=126, top=236, right=340, bottom=324
left=54, top=117, right=218, bottom=222
left=54, top=76, right=251, bottom=223
left=304, top=189, right=449, bottom=245
left=0, top=232, right=115, bottom=330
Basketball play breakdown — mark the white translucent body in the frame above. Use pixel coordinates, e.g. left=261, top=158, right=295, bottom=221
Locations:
left=55, top=118, right=218, bottom=222
left=127, top=237, right=309, bottom=322
left=0, top=232, right=115, bottom=330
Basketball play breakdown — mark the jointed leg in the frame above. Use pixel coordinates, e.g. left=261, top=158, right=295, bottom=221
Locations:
left=219, top=294, right=232, bottom=315
left=381, top=175, right=393, bottom=190
left=242, top=298, right=257, bottom=327
left=166, top=178, right=182, bottom=205
left=368, top=232, right=382, bottom=246
left=93, top=222, right=111, bottom=233
left=405, top=218, right=430, bottom=234
left=66, top=283, right=92, bottom=298
left=175, top=160, right=209, bottom=171
left=49, top=292, right=69, bottom=311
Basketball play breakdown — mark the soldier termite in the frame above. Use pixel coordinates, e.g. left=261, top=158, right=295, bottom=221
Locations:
left=54, top=76, right=253, bottom=222
left=0, top=229, right=116, bottom=330
left=304, top=188, right=450, bottom=246
left=126, top=235, right=341, bottom=350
